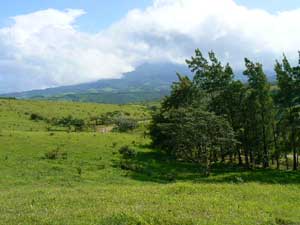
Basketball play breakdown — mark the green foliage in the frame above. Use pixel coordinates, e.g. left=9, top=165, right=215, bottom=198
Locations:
left=54, top=115, right=85, bottom=131
left=186, top=49, right=233, bottom=94
left=114, top=117, right=138, bottom=132
left=44, top=148, right=68, bottom=160
left=119, top=145, right=137, bottom=159
left=243, top=58, right=274, bottom=168
left=2, top=51, right=300, bottom=224
left=150, top=49, right=300, bottom=172
left=151, top=106, right=235, bottom=175
left=29, top=113, right=44, bottom=121
left=0, top=99, right=148, bottom=132
left=274, top=54, right=300, bottom=170
left=150, top=62, right=236, bottom=174
left=0, top=98, right=300, bottom=224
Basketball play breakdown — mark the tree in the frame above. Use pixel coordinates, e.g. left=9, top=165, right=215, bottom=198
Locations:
left=150, top=106, right=235, bottom=175
left=218, top=80, right=247, bottom=165
left=186, top=49, right=234, bottom=114
left=243, top=58, right=274, bottom=168
left=150, top=72, right=236, bottom=175
left=161, top=74, right=200, bottom=110
left=275, top=54, right=300, bottom=170
left=186, top=50, right=246, bottom=164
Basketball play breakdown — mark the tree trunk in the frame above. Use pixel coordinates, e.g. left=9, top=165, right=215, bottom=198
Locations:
left=292, top=128, right=297, bottom=171
left=272, top=122, right=279, bottom=170
left=229, top=154, right=233, bottom=164
left=276, top=156, right=280, bottom=170
left=250, top=150, right=254, bottom=169
left=290, top=110, right=297, bottom=170
left=285, top=153, right=289, bottom=170
left=238, top=148, right=243, bottom=165
left=261, top=112, right=269, bottom=168
left=245, top=148, right=249, bottom=168
left=220, top=147, right=225, bottom=163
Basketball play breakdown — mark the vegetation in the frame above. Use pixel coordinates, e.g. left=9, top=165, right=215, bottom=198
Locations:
left=0, top=52, right=300, bottom=224
left=0, top=130, right=300, bottom=224
left=151, top=49, right=300, bottom=172
left=0, top=99, right=149, bottom=132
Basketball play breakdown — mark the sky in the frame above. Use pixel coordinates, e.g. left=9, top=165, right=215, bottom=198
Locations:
left=0, top=0, right=300, bottom=93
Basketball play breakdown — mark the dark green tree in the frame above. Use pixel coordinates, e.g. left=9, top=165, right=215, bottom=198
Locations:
left=243, top=58, right=274, bottom=168
left=150, top=70, right=236, bottom=174
left=275, top=54, right=300, bottom=170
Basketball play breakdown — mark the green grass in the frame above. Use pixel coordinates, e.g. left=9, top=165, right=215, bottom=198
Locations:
left=0, top=99, right=149, bottom=131
left=0, top=99, right=300, bottom=225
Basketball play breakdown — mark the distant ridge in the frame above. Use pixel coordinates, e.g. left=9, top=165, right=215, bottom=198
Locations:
left=1, top=63, right=275, bottom=104
left=2, top=63, right=191, bottom=104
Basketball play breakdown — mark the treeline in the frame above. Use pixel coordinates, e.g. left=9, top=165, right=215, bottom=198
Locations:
left=150, top=49, right=300, bottom=174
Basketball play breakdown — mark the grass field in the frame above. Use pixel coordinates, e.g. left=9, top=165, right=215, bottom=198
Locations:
left=0, top=99, right=300, bottom=225
left=0, top=99, right=149, bottom=131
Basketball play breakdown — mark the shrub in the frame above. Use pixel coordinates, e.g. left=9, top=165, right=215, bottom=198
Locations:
left=112, top=142, right=117, bottom=148
left=118, top=146, right=136, bottom=159
left=54, top=116, right=85, bottom=131
left=76, top=167, right=82, bottom=176
left=119, top=160, right=141, bottom=172
left=44, top=149, right=67, bottom=160
left=114, top=117, right=138, bottom=132
left=30, top=113, right=44, bottom=121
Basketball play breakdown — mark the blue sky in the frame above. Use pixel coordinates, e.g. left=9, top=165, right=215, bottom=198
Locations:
left=0, top=0, right=151, bottom=32
left=0, top=0, right=300, bottom=93
left=1, top=0, right=299, bottom=32
left=236, top=0, right=300, bottom=12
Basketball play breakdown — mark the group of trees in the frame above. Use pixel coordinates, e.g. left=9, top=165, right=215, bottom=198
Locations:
left=150, top=49, right=300, bottom=173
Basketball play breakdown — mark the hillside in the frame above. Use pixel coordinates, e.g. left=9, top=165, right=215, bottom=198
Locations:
left=0, top=99, right=149, bottom=131
left=1, top=63, right=276, bottom=104
left=2, top=63, right=191, bottom=104
left=0, top=99, right=299, bottom=224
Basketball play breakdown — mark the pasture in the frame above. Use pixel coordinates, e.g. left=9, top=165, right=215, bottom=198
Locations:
left=0, top=99, right=299, bottom=225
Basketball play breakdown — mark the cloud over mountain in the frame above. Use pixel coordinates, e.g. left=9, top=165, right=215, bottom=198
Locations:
left=1, top=0, right=300, bottom=93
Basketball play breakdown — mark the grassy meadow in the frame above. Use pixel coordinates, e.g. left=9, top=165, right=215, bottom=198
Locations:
left=0, top=99, right=300, bottom=225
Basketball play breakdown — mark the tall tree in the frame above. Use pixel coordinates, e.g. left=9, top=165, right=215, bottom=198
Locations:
left=275, top=54, right=300, bottom=170
left=150, top=73, right=236, bottom=174
left=186, top=49, right=233, bottom=105
left=243, top=58, right=274, bottom=168
left=186, top=50, right=246, bottom=164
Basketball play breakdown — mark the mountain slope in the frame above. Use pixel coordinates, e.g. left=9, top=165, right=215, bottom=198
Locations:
left=1, top=63, right=275, bottom=104
left=3, top=63, right=191, bottom=104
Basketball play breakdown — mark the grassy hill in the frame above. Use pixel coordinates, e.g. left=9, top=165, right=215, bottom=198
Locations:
left=0, top=99, right=149, bottom=131
left=0, top=99, right=300, bottom=225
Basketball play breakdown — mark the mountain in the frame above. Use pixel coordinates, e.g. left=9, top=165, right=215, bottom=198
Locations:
left=1, top=63, right=276, bottom=104
left=2, top=63, right=191, bottom=104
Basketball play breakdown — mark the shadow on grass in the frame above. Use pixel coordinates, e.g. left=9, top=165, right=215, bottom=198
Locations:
left=116, top=148, right=300, bottom=185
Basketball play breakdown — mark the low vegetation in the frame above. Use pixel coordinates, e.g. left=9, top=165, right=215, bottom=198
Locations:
left=0, top=50, right=300, bottom=224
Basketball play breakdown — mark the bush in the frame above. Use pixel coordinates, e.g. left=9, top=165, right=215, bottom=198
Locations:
left=54, top=116, right=85, bottom=131
left=118, top=146, right=137, bottom=159
left=114, top=117, right=138, bottom=132
left=119, top=160, right=141, bottom=172
left=44, top=149, right=67, bottom=160
left=93, top=111, right=123, bottom=125
left=30, top=113, right=44, bottom=121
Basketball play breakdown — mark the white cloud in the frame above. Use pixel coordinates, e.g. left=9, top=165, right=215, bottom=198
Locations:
left=1, top=0, right=300, bottom=93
